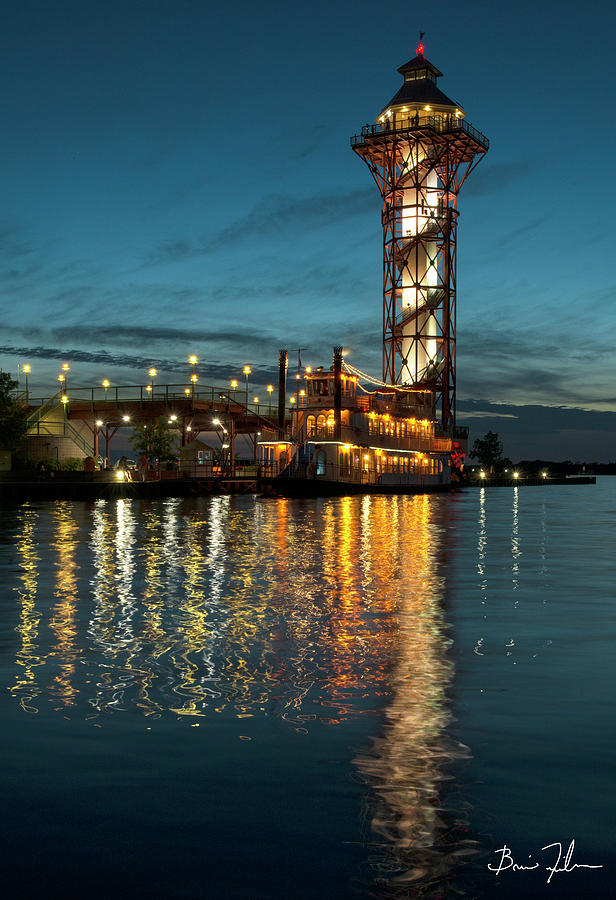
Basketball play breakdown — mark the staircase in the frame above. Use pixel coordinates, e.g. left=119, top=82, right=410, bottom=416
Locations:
left=26, top=392, right=94, bottom=456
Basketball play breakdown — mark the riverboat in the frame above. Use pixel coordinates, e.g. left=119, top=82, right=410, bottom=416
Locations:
left=257, top=351, right=466, bottom=495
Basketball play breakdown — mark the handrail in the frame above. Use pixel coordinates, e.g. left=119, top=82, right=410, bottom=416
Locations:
left=28, top=420, right=93, bottom=456
left=351, top=114, right=489, bottom=150
left=26, top=389, right=65, bottom=426
left=25, top=383, right=282, bottom=418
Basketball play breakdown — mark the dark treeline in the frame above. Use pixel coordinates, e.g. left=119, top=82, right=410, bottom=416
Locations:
left=514, top=459, right=616, bottom=475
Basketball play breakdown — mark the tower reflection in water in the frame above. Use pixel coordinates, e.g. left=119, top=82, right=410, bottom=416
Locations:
left=354, top=494, right=476, bottom=896
left=8, top=494, right=473, bottom=893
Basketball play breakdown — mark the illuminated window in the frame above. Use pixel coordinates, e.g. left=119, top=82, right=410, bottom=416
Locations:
left=403, top=68, right=435, bottom=84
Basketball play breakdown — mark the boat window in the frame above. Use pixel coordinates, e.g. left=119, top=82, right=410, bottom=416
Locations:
left=316, top=450, right=326, bottom=476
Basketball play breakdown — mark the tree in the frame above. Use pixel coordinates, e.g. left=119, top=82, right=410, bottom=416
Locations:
left=130, top=417, right=178, bottom=460
left=0, top=373, right=29, bottom=450
left=469, top=431, right=503, bottom=473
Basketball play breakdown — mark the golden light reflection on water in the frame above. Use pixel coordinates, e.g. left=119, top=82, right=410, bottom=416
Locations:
left=9, top=505, right=43, bottom=713
left=5, top=494, right=469, bottom=893
left=355, top=493, right=476, bottom=896
left=49, top=503, right=80, bottom=707
left=6, top=498, right=454, bottom=735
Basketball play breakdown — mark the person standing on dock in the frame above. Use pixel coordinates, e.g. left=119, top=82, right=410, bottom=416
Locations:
left=138, top=453, right=148, bottom=482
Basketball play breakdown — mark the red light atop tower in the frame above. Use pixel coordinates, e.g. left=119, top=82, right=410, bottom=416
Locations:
left=416, top=42, right=424, bottom=55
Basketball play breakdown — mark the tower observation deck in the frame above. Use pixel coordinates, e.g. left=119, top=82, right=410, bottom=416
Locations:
left=350, top=44, right=488, bottom=428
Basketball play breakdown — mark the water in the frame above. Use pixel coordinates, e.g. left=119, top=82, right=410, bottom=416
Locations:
left=1, top=482, right=613, bottom=898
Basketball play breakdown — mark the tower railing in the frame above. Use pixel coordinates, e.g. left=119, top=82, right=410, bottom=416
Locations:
left=350, top=114, right=489, bottom=150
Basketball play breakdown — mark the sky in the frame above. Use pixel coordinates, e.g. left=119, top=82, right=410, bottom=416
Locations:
left=1, top=0, right=615, bottom=460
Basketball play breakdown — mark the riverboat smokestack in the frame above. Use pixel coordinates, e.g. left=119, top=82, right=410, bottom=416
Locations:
left=333, top=346, right=342, bottom=439
left=278, top=349, right=288, bottom=437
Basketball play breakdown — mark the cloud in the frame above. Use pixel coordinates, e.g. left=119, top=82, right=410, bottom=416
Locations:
left=490, top=213, right=553, bottom=250
left=464, top=161, right=536, bottom=197
left=456, top=319, right=616, bottom=409
left=141, top=188, right=375, bottom=266
left=48, top=324, right=278, bottom=350
left=458, top=399, right=616, bottom=461
left=459, top=410, right=518, bottom=419
left=0, top=343, right=278, bottom=384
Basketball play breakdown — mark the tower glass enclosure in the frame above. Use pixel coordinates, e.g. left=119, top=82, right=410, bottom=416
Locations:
left=351, top=48, right=488, bottom=428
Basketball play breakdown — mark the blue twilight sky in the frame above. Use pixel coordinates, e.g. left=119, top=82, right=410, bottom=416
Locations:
left=2, top=0, right=615, bottom=459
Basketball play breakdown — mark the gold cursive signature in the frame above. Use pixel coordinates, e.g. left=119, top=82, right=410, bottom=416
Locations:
left=488, top=840, right=603, bottom=883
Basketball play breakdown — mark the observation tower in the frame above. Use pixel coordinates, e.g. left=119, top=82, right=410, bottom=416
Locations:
left=350, top=39, right=489, bottom=428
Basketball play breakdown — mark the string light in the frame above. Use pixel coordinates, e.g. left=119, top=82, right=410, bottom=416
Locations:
left=341, top=360, right=426, bottom=392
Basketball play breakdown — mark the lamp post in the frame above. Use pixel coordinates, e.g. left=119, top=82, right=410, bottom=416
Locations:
left=22, top=364, right=31, bottom=401
left=242, top=365, right=251, bottom=408
left=61, top=363, right=70, bottom=392
left=212, top=417, right=228, bottom=473
left=94, top=419, right=103, bottom=463
left=266, top=384, right=274, bottom=416
left=102, top=379, right=110, bottom=402
left=230, top=379, right=238, bottom=401
left=148, top=368, right=157, bottom=398
left=289, top=395, right=296, bottom=438
left=189, top=356, right=198, bottom=398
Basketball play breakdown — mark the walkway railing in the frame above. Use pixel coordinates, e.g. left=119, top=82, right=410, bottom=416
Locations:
left=26, top=383, right=282, bottom=419
left=350, top=114, right=489, bottom=150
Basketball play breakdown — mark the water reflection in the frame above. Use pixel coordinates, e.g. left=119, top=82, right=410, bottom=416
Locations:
left=49, top=503, right=80, bottom=707
left=9, top=505, right=43, bottom=713
left=355, top=495, right=476, bottom=896
left=5, top=494, right=469, bottom=895
left=512, top=486, right=520, bottom=593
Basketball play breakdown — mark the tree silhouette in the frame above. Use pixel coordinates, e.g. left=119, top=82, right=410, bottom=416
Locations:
left=130, top=418, right=178, bottom=460
left=0, top=373, right=29, bottom=450
left=469, top=431, right=503, bottom=473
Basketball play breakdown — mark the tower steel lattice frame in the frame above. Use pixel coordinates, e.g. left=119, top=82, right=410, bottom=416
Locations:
left=351, top=117, right=488, bottom=428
